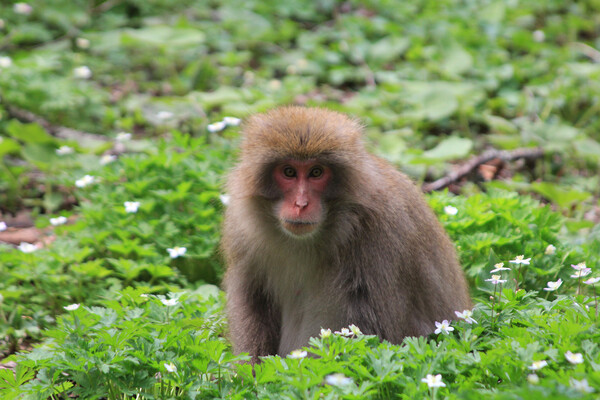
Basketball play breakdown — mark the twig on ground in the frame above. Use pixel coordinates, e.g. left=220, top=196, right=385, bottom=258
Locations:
left=422, top=147, right=545, bottom=193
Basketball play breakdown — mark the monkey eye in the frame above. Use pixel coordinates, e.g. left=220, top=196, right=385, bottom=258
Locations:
left=282, top=166, right=296, bottom=178
left=309, top=166, right=324, bottom=178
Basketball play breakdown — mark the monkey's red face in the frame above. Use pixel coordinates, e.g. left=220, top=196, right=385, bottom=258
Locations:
left=273, top=159, right=331, bottom=237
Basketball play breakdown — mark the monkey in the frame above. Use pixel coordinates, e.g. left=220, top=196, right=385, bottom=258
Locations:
left=221, top=106, right=471, bottom=361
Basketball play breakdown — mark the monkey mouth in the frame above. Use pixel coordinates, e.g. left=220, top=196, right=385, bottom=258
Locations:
left=281, top=220, right=319, bottom=236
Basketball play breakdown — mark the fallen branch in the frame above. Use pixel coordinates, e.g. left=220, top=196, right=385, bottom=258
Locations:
left=422, top=147, right=545, bottom=193
left=5, top=105, right=109, bottom=143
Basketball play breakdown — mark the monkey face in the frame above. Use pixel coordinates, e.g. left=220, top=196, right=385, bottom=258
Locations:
left=272, top=159, right=331, bottom=237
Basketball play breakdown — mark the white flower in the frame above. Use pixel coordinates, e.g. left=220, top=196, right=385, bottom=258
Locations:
left=100, top=154, right=117, bottom=165
left=544, top=244, right=556, bottom=255
left=124, top=201, right=140, bottom=213
left=533, top=30, right=546, bottom=43
left=288, top=350, right=307, bottom=359
left=140, top=293, right=149, bottom=298
left=13, top=3, right=33, bottom=15
left=583, top=277, right=600, bottom=285
left=161, top=298, right=178, bottom=306
left=164, top=362, right=177, bottom=373
left=527, top=374, right=539, bottom=384
left=50, top=216, right=68, bottom=226
left=543, top=279, right=562, bottom=291
left=0, top=221, right=6, bottom=231
left=444, top=205, right=458, bottom=215
left=56, top=145, right=74, bottom=155
left=572, top=262, right=587, bottom=271
left=509, top=255, right=531, bottom=265
left=268, top=79, right=281, bottom=90
left=434, top=320, right=454, bottom=335
left=571, top=268, right=592, bottom=279
left=207, top=121, right=227, bottom=133
left=455, top=309, right=477, bottom=324
left=490, top=262, right=510, bottom=273
left=0, top=293, right=3, bottom=303
left=75, top=174, right=96, bottom=188
left=421, top=374, right=446, bottom=388
left=565, top=351, right=584, bottom=365
left=63, top=303, right=80, bottom=311
left=116, top=132, right=132, bottom=142
left=223, top=116, right=241, bottom=126
left=157, top=111, right=173, bottom=120
left=325, top=373, right=353, bottom=386
left=349, top=324, right=362, bottom=335
left=570, top=378, right=594, bottom=393
left=73, top=66, right=92, bottom=79
left=0, top=56, right=12, bottom=68
left=335, top=327, right=352, bottom=336
left=320, top=328, right=332, bottom=338
left=76, top=38, right=90, bottom=49
left=167, top=246, right=187, bottom=258
left=18, top=242, right=37, bottom=253
left=219, top=194, right=230, bottom=206
left=527, top=360, right=548, bottom=371
left=485, top=274, right=507, bottom=285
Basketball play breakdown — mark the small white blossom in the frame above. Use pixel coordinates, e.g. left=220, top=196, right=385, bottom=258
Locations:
left=349, top=324, right=362, bottom=335
left=14, top=3, right=33, bottom=15
left=73, top=66, right=92, bottom=79
left=570, top=378, right=594, bottom=393
left=455, top=309, right=477, bottom=324
left=268, top=79, right=282, bottom=90
left=571, top=268, right=592, bottom=279
left=421, top=374, right=446, bottom=388
left=565, top=351, right=583, bottom=365
left=490, top=262, right=510, bottom=273
left=50, top=216, right=68, bottom=226
left=161, top=298, right=178, bottom=306
left=288, top=350, right=307, bottom=359
left=528, top=360, right=548, bottom=371
left=219, top=194, right=230, bottom=206
left=509, top=255, right=531, bottom=265
left=76, top=38, right=90, bottom=49
left=75, top=174, right=96, bottom=188
left=543, top=279, right=562, bottom=291
left=124, top=201, right=140, bottom=213
left=223, top=116, right=241, bottom=126
left=56, top=145, right=74, bottom=155
left=545, top=244, right=556, bottom=255
left=0, top=293, right=3, bottom=303
left=140, top=293, right=149, bottom=298
left=157, top=111, right=174, bottom=120
left=0, top=221, right=6, bottom=231
left=207, top=121, right=227, bottom=133
left=485, top=274, right=507, bottom=285
left=325, top=373, right=353, bottom=386
left=527, top=374, right=539, bottom=384
left=320, top=328, right=332, bottom=338
left=335, top=327, right=352, bottom=336
left=18, top=242, right=37, bottom=253
left=572, top=262, right=587, bottom=271
left=167, top=246, right=187, bottom=258
left=583, top=277, right=600, bottom=285
left=100, top=154, right=117, bottom=165
left=434, top=320, right=454, bottom=335
left=63, top=303, right=80, bottom=311
left=0, top=56, right=12, bottom=68
left=444, top=205, right=458, bottom=215
left=164, top=362, right=177, bottom=373
left=533, top=30, right=546, bottom=42
left=116, top=132, right=132, bottom=142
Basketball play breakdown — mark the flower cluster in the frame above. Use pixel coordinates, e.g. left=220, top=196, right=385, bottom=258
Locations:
left=207, top=116, right=241, bottom=133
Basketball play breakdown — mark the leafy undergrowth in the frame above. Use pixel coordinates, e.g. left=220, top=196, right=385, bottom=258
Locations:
left=1, top=0, right=600, bottom=399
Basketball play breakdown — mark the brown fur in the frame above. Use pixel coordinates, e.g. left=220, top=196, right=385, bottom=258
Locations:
left=222, top=106, right=471, bottom=359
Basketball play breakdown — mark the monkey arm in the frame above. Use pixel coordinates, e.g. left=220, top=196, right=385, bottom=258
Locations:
left=223, top=270, right=281, bottom=362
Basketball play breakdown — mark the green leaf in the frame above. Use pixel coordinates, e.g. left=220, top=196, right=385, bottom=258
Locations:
left=5, top=121, right=55, bottom=144
left=531, top=182, right=591, bottom=209
left=418, top=137, right=473, bottom=162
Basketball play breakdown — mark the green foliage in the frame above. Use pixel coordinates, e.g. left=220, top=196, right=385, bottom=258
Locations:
left=0, top=0, right=599, bottom=398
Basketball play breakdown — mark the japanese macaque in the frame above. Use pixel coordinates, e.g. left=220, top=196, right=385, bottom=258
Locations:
left=222, top=106, right=470, bottom=360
